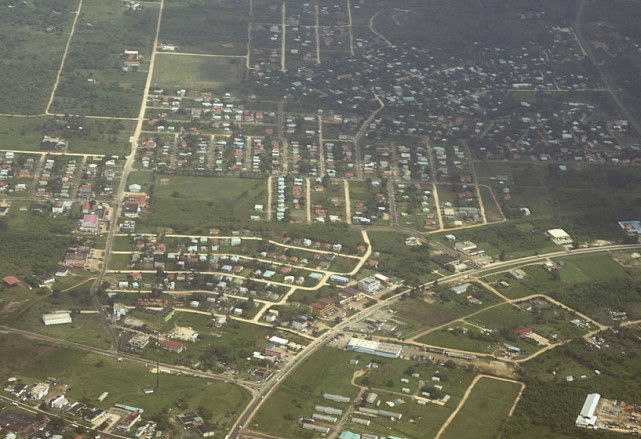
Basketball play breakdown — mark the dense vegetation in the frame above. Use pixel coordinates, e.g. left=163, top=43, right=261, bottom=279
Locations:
left=0, top=0, right=75, bottom=113
left=375, top=0, right=578, bottom=57
left=0, top=213, right=75, bottom=277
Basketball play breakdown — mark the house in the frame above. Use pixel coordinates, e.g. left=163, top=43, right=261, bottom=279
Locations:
left=514, top=327, right=533, bottom=337
left=3, top=276, right=20, bottom=287
left=196, top=424, right=215, bottom=437
left=116, top=410, right=142, bottom=432
left=78, top=214, right=99, bottom=232
left=160, top=339, right=185, bottom=353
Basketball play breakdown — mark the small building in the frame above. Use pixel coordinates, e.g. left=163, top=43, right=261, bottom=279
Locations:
left=2, top=276, right=20, bottom=287
left=454, top=241, right=484, bottom=257
left=450, top=283, right=472, bottom=295
left=330, top=274, right=349, bottom=284
left=546, top=229, right=572, bottom=245
left=196, top=424, right=215, bottom=437
left=323, top=393, right=350, bottom=403
left=160, top=339, right=185, bottom=353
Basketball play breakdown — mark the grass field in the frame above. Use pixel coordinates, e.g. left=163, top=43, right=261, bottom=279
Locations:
left=485, top=253, right=632, bottom=300
left=440, top=377, right=522, bottom=439
left=133, top=174, right=267, bottom=233
left=13, top=307, right=111, bottom=350
left=152, top=54, right=247, bottom=90
left=390, top=297, right=458, bottom=338
left=479, top=185, right=504, bottom=222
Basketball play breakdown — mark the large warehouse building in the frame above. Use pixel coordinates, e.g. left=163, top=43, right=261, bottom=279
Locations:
left=42, top=312, right=72, bottom=326
left=346, top=338, right=402, bottom=358
left=575, top=393, right=600, bottom=428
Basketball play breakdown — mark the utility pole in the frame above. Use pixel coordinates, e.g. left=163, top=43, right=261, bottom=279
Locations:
left=156, top=312, right=160, bottom=389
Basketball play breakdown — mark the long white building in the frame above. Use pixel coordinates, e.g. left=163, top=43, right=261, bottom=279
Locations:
left=576, top=393, right=600, bottom=428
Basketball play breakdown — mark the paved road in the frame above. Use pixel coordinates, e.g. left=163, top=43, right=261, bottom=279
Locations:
left=88, top=0, right=166, bottom=352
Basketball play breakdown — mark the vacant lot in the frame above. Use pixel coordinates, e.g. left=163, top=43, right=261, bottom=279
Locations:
left=152, top=54, right=247, bottom=90
left=134, top=174, right=267, bottom=233
left=440, top=377, right=522, bottom=439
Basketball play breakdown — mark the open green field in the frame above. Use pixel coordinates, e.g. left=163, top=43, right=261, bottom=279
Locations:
left=0, top=115, right=134, bottom=155
left=0, top=0, right=77, bottom=114
left=152, top=54, right=247, bottom=90
left=50, top=0, right=160, bottom=117
left=8, top=292, right=111, bottom=349
left=133, top=174, right=267, bottom=233
left=353, top=392, right=453, bottom=439
left=419, top=299, right=588, bottom=357
left=0, top=117, right=59, bottom=151
left=440, top=377, right=522, bottom=439
left=486, top=253, right=632, bottom=300
left=474, top=162, right=641, bottom=243
left=140, top=315, right=281, bottom=373
left=389, top=296, right=458, bottom=338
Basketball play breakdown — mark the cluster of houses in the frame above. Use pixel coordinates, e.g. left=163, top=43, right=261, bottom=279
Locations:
left=121, top=49, right=141, bottom=71
left=0, top=152, right=35, bottom=195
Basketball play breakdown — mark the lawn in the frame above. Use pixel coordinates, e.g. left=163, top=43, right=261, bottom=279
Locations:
left=440, top=377, right=522, bottom=439
left=152, top=54, right=247, bottom=90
